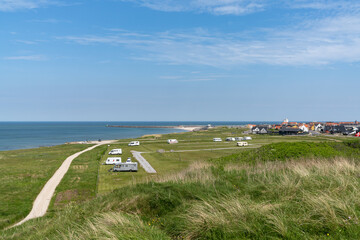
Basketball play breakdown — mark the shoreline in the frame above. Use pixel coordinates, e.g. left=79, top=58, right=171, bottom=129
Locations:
left=0, top=127, right=192, bottom=151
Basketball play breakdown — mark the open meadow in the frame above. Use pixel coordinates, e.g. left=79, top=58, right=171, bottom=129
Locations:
left=0, top=144, right=91, bottom=229
left=1, top=127, right=360, bottom=239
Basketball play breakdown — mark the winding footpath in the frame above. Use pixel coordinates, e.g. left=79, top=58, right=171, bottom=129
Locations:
left=13, top=140, right=115, bottom=227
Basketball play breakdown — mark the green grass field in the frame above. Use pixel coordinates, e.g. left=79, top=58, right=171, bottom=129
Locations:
left=2, top=139, right=360, bottom=239
left=0, top=144, right=91, bottom=229
left=2, top=127, right=360, bottom=239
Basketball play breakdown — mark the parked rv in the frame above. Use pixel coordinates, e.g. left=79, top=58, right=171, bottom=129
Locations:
left=226, top=137, right=236, bottom=141
left=112, top=157, right=138, bottom=172
left=128, top=141, right=140, bottom=146
left=237, top=142, right=249, bottom=147
left=105, top=157, right=122, bottom=165
left=244, top=137, right=252, bottom=140
left=213, top=138, right=222, bottom=142
left=235, top=137, right=244, bottom=141
left=167, top=139, right=178, bottom=144
left=108, top=149, right=122, bottom=155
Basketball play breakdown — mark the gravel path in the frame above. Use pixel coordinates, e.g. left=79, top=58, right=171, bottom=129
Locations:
left=13, top=140, right=115, bottom=227
left=131, top=151, right=157, bottom=173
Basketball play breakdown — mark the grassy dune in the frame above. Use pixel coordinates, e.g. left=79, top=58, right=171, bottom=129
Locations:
left=0, top=144, right=91, bottom=229
left=2, top=140, right=360, bottom=239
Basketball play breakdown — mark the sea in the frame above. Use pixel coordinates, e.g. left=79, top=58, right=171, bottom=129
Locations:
left=0, top=121, right=278, bottom=151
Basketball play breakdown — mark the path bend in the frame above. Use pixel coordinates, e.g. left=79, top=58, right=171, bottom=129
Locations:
left=13, top=141, right=114, bottom=227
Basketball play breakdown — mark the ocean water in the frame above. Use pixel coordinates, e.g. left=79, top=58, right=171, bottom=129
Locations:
left=0, top=121, right=277, bottom=151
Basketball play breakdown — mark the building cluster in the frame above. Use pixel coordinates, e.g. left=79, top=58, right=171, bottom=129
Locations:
left=249, top=118, right=360, bottom=136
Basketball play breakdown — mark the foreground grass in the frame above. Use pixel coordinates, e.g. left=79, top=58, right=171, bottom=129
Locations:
left=3, top=140, right=360, bottom=239
left=50, top=145, right=107, bottom=211
left=0, top=144, right=90, bottom=229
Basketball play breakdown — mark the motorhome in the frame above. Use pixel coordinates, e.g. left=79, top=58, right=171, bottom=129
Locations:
left=235, top=137, right=244, bottom=141
left=167, top=139, right=178, bottom=144
left=244, top=137, right=252, bottom=140
left=226, top=137, right=236, bottom=141
left=128, top=141, right=140, bottom=146
left=108, top=149, right=122, bottom=155
left=112, top=158, right=138, bottom=172
left=237, top=142, right=249, bottom=147
left=213, top=138, right=222, bottom=142
left=105, top=157, right=122, bottom=165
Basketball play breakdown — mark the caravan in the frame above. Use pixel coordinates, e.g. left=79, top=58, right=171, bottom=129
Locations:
left=167, top=139, right=178, bottom=144
left=128, top=141, right=140, bottom=146
left=237, top=142, right=249, bottom=147
left=108, top=149, right=122, bottom=155
left=105, top=157, right=122, bottom=165
left=113, top=158, right=138, bottom=172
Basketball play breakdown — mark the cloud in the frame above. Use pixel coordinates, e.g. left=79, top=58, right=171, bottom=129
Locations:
left=4, top=55, right=47, bottom=61
left=58, top=13, right=360, bottom=67
left=122, top=0, right=265, bottom=15
left=0, top=0, right=60, bottom=11
left=121, top=0, right=360, bottom=15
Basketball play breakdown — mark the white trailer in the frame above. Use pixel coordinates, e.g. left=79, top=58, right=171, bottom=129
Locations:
left=105, top=157, right=122, bottom=165
left=112, top=158, right=138, bottom=172
left=108, top=149, right=122, bottom=155
left=167, top=139, right=178, bottom=144
left=226, top=137, right=236, bottom=141
left=235, top=137, right=244, bottom=141
left=128, top=141, right=140, bottom=146
left=244, top=137, right=252, bottom=140
left=213, top=138, right=222, bottom=142
left=237, top=141, right=249, bottom=147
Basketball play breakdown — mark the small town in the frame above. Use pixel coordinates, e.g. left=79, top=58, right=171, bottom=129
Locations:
left=248, top=118, right=360, bottom=136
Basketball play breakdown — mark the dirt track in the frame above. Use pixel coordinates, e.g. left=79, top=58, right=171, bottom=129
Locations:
left=13, top=140, right=115, bottom=227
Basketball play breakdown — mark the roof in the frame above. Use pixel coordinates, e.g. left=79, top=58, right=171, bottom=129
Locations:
left=279, top=127, right=300, bottom=132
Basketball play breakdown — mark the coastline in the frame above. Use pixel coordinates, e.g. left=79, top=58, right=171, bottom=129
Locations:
left=0, top=127, right=192, bottom=151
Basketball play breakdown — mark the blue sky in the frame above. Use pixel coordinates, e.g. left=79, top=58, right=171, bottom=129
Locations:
left=1, top=0, right=359, bottom=121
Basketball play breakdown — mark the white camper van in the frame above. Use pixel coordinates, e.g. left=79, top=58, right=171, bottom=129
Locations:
left=108, top=149, right=122, bottom=155
left=213, top=138, right=222, bottom=142
left=113, top=158, right=138, bottom=172
left=128, top=141, right=140, bottom=146
left=167, top=139, right=178, bottom=144
left=105, top=157, right=122, bottom=165
left=226, top=137, right=236, bottom=141
left=235, top=137, right=244, bottom=141
left=237, top=142, right=249, bottom=147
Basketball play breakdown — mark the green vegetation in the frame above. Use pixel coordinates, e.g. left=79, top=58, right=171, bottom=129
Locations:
left=2, top=128, right=360, bottom=239
left=0, top=144, right=91, bottom=229
left=2, top=139, right=360, bottom=239
left=50, top=145, right=107, bottom=211
left=214, top=140, right=360, bottom=164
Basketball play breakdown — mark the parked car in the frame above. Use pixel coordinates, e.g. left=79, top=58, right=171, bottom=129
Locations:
left=128, top=141, right=140, bottom=146
left=235, top=137, right=244, bottom=141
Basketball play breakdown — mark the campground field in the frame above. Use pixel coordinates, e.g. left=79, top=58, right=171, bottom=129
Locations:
left=1, top=126, right=359, bottom=239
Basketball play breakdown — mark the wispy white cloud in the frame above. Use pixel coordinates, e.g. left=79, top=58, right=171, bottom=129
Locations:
left=122, top=0, right=265, bottom=15
left=4, top=55, right=47, bottom=61
left=58, top=14, right=360, bottom=67
left=0, top=0, right=62, bottom=12
left=121, top=0, right=360, bottom=15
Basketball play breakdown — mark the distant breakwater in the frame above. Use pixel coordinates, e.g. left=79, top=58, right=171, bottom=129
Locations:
left=106, top=125, right=203, bottom=129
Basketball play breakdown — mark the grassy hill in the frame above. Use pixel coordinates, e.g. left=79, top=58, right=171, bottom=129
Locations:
left=2, top=137, right=360, bottom=239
